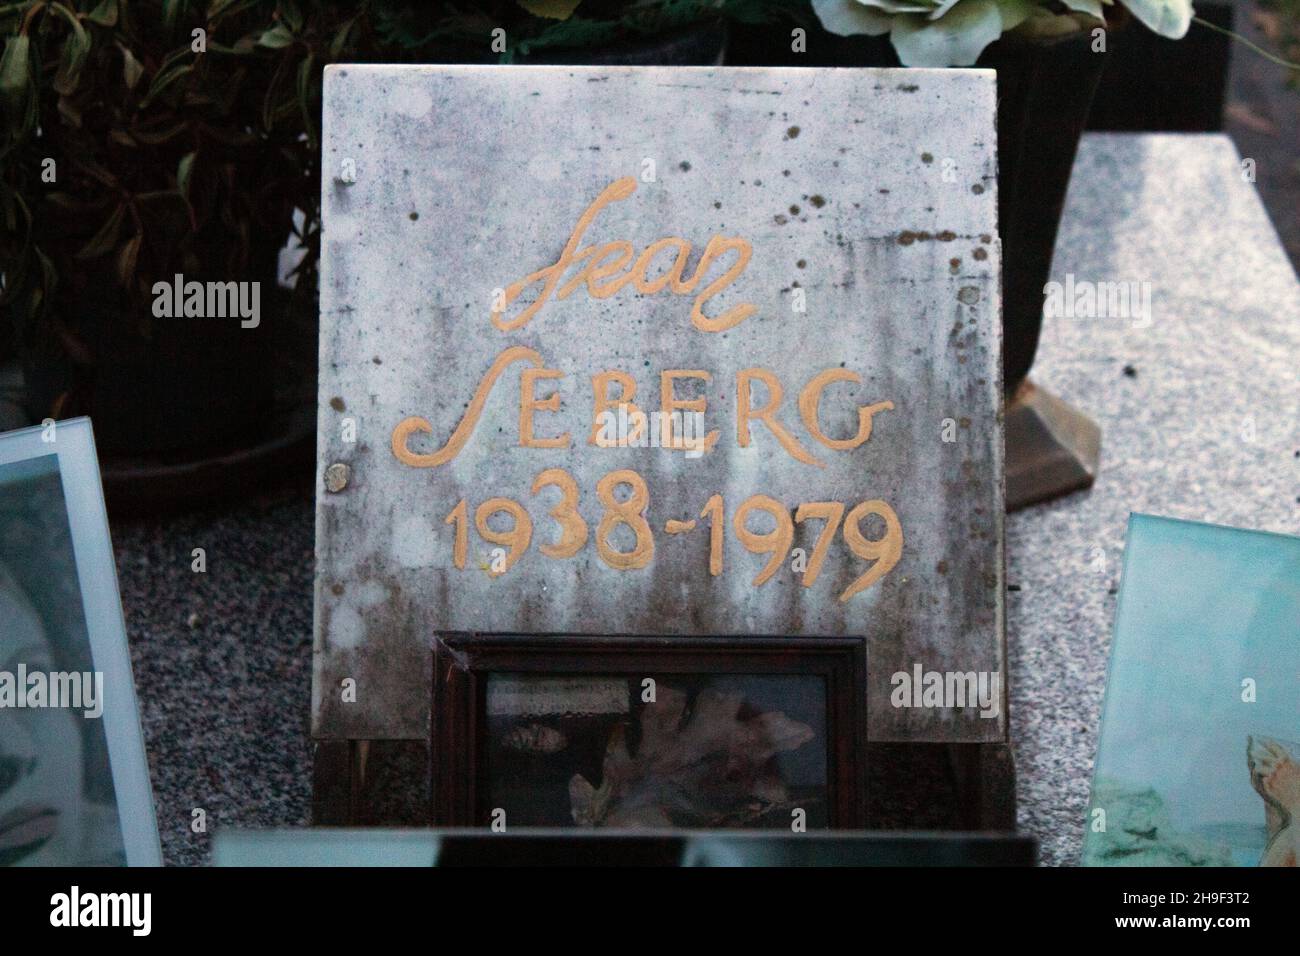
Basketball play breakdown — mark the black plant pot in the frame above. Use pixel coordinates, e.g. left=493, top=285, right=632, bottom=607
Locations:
left=21, top=271, right=260, bottom=454
left=982, top=30, right=1109, bottom=508
left=20, top=243, right=314, bottom=514
left=981, top=30, right=1108, bottom=392
left=88, top=283, right=274, bottom=459
left=727, top=18, right=1108, bottom=508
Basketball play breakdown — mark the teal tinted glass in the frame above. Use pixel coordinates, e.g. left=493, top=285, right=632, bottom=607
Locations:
left=1085, top=514, right=1300, bottom=867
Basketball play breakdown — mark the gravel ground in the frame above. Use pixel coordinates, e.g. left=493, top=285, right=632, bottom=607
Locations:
left=113, top=491, right=315, bottom=867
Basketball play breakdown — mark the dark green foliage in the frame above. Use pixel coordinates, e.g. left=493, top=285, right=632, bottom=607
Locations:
left=0, top=1, right=790, bottom=362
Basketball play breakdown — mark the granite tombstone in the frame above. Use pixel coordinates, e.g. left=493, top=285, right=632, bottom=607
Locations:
left=313, top=65, right=1005, bottom=752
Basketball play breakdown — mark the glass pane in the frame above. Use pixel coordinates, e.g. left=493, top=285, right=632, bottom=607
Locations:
left=0, top=454, right=127, bottom=865
left=1085, top=514, right=1300, bottom=867
left=484, top=672, right=829, bottom=829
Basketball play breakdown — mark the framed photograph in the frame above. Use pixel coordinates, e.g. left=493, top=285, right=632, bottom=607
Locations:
left=0, top=418, right=161, bottom=866
left=1085, top=514, right=1300, bottom=867
left=432, top=634, right=867, bottom=829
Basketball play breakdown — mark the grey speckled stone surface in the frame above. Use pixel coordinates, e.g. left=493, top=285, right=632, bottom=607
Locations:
left=315, top=65, right=1005, bottom=745
left=112, top=495, right=315, bottom=867
left=109, top=133, right=1298, bottom=866
left=1008, top=133, right=1300, bottom=866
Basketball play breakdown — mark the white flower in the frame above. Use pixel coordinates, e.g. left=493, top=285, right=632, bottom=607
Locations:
left=811, top=0, right=1194, bottom=68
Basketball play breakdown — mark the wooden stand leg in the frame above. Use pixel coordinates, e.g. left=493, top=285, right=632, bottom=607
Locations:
left=1005, top=379, right=1101, bottom=511
left=312, top=739, right=367, bottom=825
left=948, top=742, right=1017, bottom=831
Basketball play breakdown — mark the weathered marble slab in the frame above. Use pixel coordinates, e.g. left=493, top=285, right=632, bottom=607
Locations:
left=313, top=65, right=1004, bottom=743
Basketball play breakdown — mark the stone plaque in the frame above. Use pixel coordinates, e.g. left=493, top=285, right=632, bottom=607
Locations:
left=314, top=65, right=1004, bottom=743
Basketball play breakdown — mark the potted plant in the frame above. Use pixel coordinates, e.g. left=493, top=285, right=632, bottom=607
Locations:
left=726, top=1, right=1190, bottom=507
left=0, top=1, right=367, bottom=511
left=370, top=0, right=788, bottom=65
left=805, top=1, right=1192, bottom=377
left=0, top=1, right=787, bottom=510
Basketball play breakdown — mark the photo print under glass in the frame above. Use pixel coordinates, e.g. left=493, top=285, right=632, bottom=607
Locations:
left=0, top=453, right=126, bottom=865
left=1085, top=514, right=1300, bottom=867
left=484, top=672, right=830, bottom=829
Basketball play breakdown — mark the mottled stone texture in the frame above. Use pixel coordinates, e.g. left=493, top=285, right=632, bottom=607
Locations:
left=314, top=65, right=1005, bottom=744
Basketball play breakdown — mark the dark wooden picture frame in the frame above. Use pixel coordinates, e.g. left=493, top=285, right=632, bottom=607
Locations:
left=431, top=633, right=867, bottom=829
